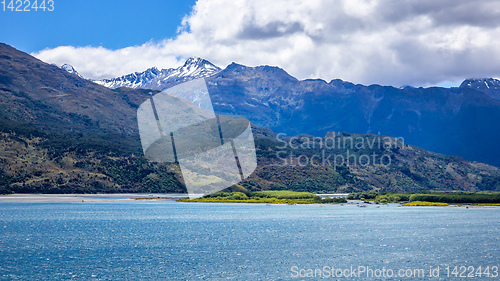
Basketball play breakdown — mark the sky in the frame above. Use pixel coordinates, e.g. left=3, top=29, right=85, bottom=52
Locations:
left=1, top=0, right=500, bottom=87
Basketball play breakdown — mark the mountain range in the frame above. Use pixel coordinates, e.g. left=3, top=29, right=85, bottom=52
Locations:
left=93, top=58, right=221, bottom=90
left=209, top=64, right=500, bottom=167
left=86, top=57, right=500, bottom=167
left=1, top=43, right=499, bottom=194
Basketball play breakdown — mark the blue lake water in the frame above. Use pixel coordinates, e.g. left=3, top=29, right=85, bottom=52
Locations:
left=0, top=202, right=499, bottom=280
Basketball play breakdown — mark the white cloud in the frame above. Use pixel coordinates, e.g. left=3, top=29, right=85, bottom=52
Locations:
left=33, top=43, right=182, bottom=80
left=33, top=0, right=500, bottom=86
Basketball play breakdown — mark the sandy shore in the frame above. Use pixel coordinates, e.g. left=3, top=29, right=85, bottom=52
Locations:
left=0, top=193, right=193, bottom=203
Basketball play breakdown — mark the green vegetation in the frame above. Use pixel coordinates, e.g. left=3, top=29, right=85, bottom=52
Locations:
left=179, top=190, right=347, bottom=204
left=250, top=133, right=500, bottom=193
left=0, top=128, right=185, bottom=194
left=475, top=203, right=500, bottom=206
left=2, top=105, right=500, bottom=194
left=347, top=191, right=500, bottom=205
left=408, top=192, right=500, bottom=204
left=403, top=201, right=449, bottom=206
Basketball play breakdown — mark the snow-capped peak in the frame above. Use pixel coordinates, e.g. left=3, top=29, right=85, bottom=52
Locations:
left=94, top=57, right=221, bottom=90
left=459, top=78, right=500, bottom=90
left=459, top=78, right=500, bottom=101
left=60, top=63, right=83, bottom=78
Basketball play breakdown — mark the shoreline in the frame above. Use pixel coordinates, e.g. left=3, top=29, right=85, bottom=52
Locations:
left=1, top=194, right=499, bottom=208
left=0, top=193, right=191, bottom=203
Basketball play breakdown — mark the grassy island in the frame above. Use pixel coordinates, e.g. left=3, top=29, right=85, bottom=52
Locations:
left=403, top=201, right=449, bottom=206
left=178, top=190, right=347, bottom=204
left=347, top=191, right=500, bottom=206
left=178, top=190, right=500, bottom=206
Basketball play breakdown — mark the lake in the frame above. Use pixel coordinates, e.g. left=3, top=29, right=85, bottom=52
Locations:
left=0, top=200, right=498, bottom=280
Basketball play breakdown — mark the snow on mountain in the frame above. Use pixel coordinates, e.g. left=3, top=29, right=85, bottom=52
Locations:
left=60, top=63, right=83, bottom=78
left=94, top=57, right=221, bottom=90
left=459, top=78, right=500, bottom=100
left=460, top=78, right=500, bottom=90
left=95, top=67, right=161, bottom=89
